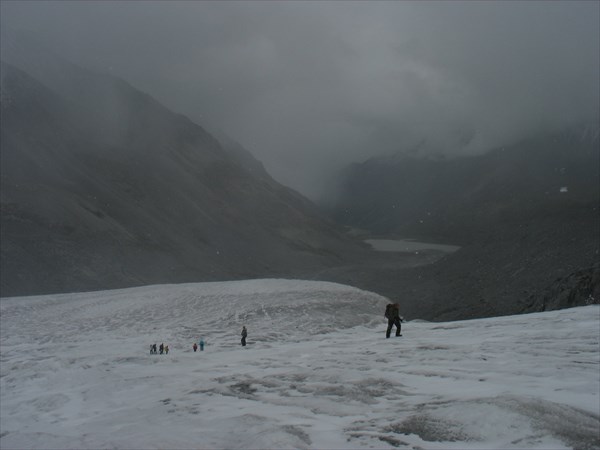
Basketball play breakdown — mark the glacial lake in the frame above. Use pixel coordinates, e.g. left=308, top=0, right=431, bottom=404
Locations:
left=365, top=239, right=461, bottom=253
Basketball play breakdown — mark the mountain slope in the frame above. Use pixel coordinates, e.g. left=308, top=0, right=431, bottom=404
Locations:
left=328, top=135, right=599, bottom=319
left=0, top=41, right=365, bottom=297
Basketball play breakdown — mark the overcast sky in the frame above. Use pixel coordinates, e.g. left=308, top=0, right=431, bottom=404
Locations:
left=2, top=1, right=599, bottom=200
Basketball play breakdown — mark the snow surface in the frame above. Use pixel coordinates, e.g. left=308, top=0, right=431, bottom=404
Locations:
left=1, top=279, right=598, bottom=450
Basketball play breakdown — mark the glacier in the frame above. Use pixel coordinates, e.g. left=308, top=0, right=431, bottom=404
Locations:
left=1, top=279, right=598, bottom=449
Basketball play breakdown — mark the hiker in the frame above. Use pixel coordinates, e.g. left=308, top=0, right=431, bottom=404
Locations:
left=384, top=303, right=403, bottom=338
left=165, top=345, right=169, bottom=354
left=159, top=343, right=164, bottom=354
left=199, top=338, right=205, bottom=351
left=152, top=344, right=157, bottom=354
left=150, top=344, right=154, bottom=354
left=241, top=326, right=247, bottom=347
left=193, top=343, right=198, bottom=352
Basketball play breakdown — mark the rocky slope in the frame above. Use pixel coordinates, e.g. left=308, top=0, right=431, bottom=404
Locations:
left=329, top=132, right=599, bottom=319
left=0, top=39, right=367, bottom=297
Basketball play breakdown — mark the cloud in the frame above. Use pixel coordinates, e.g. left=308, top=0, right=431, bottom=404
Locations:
left=1, top=1, right=598, bottom=199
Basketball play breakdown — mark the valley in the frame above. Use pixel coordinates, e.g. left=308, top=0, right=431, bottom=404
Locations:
left=1, top=31, right=598, bottom=322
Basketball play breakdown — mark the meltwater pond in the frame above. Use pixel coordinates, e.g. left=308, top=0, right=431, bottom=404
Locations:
left=366, top=239, right=460, bottom=253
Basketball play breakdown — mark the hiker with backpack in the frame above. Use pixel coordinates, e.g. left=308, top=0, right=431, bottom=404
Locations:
left=384, top=303, right=403, bottom=338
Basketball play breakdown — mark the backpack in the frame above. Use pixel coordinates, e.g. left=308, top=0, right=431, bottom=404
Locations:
left=384, top=304, right=392, bottom=319
left=385, top=303, right=398, bottom=319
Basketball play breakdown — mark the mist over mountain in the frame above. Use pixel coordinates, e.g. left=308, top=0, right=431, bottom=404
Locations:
left=333, top=131, right=599, bottom=239
left=0, top=36, right=368, bottom=297
left=2, top=2, right=598, bottom=200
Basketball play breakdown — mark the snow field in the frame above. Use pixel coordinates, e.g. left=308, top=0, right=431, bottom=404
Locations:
left=1, top=279, right=599, bottom=449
